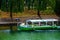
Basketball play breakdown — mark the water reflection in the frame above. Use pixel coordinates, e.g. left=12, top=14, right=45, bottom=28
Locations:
left=0, top=30, right=60, bottom=40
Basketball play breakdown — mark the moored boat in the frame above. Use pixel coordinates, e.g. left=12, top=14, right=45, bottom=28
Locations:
left=17, top=19, right=60, bottom=31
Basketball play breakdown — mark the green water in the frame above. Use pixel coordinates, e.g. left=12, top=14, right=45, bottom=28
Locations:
left=0, top=30, right=60, bottom=40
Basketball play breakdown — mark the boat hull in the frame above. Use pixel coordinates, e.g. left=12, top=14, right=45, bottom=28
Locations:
left=17, top=26, right=57, bottom=31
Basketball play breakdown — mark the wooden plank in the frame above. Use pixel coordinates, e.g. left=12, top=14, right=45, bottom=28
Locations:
left=0, top=22, right=21, bottom=24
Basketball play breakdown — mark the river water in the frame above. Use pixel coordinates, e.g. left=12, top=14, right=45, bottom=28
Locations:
left=0, top=30, right=60, bottom=40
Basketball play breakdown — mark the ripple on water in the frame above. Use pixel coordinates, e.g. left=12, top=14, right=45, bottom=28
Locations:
left=0, top=30, right=60, bottom=40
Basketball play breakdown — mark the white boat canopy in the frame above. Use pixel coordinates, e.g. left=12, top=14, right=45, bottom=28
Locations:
left=26, top=19, right=58, bottom=22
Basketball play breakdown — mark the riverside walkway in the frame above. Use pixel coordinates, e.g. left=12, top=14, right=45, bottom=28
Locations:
left=0, top=22, right=21, bottom=24
left=0, top=18, right=21, bottom=32
left=0, top=21, right=21, bottom=32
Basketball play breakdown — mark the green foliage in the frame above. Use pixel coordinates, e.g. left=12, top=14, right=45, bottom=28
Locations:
left=1, top=0, right=56, bottom=13
left=25, top=0, right=31, bottom=10
left=0, top=0, right=2, bottom=9
left=17, top=0, right=24, bottom=12
left=43, top=0, right=56, bottom=14
left=47, top=0, right=56, bottom=10
left=44, top=6, right=54, bottom=14
left=36, top=0, right=47, bottom=11
left=1, top=0, right=7, bottom=11
left=54, top=0, right=60, bottom=16
left=1, top=0, right=24, bottom=13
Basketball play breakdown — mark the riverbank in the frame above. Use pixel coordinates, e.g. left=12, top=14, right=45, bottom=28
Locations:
left=0, top=12, right=59, bottom=22
left=0, top=11, right=59, bottom=30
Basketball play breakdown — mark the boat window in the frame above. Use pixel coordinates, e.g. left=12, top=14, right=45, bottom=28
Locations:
left=34, top=22, right=39, bottom=26
left=58, top=21, right=60, bottom=26
left=40, top=22, right=46, bottom=26
left=28, top=21, right=32, bottom=25
left=47, top=22, right=52, bottom=26
left=55, top=21, right=60, bottom=26
left=54, top=21, right=58, bottom=26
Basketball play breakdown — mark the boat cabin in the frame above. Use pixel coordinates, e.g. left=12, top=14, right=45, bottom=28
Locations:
left=26, top=19, right=59, bottom=27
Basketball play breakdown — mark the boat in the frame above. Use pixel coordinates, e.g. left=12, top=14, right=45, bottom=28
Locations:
left=17, top=19, right=60, bottom=31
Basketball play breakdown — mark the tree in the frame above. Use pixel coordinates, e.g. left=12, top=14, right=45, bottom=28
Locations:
left=37, top=0, right=41, bottom=18
left=18, top=0, right=24, bottom=12
left=54, top=0, right=60, bottom=17
left=1, top=0, right=6, bottom=11
left=30, top=0, right=34, bottom=10
left=6, top=0, right=8, bottom=11
left=9, top=0, right=13, bottom=32
left=37, top=0, right=47, bottom=18
left=25, top=0, right=31, bottom=10
left=0, top=0, right=2, bottom=9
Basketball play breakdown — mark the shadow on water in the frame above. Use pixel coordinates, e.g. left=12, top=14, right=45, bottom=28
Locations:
left=1, top=29, right=60, bottom=33
left=0, top=29, right=60, bottom=34
left=16, top=29, right=60, bottom=32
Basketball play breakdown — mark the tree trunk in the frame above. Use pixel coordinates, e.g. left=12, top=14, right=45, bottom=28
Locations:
left=54, top=0, right=60, bottom=24
left=28, top=1, right=30, bottom=10
left=37, top=10, right=42, bottom=19
left=10, top=0, right=13, bottom=32
left=6, top=0, right=8, bottom=13
left=0, top=0, right=2, bottom=9
left=37, top=0, right=42, bottom=19
left=54, top=0, right=60, bottom=17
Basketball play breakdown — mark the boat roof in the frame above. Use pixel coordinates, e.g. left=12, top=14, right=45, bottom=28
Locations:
left=26, top=19, right=58, bottom=22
